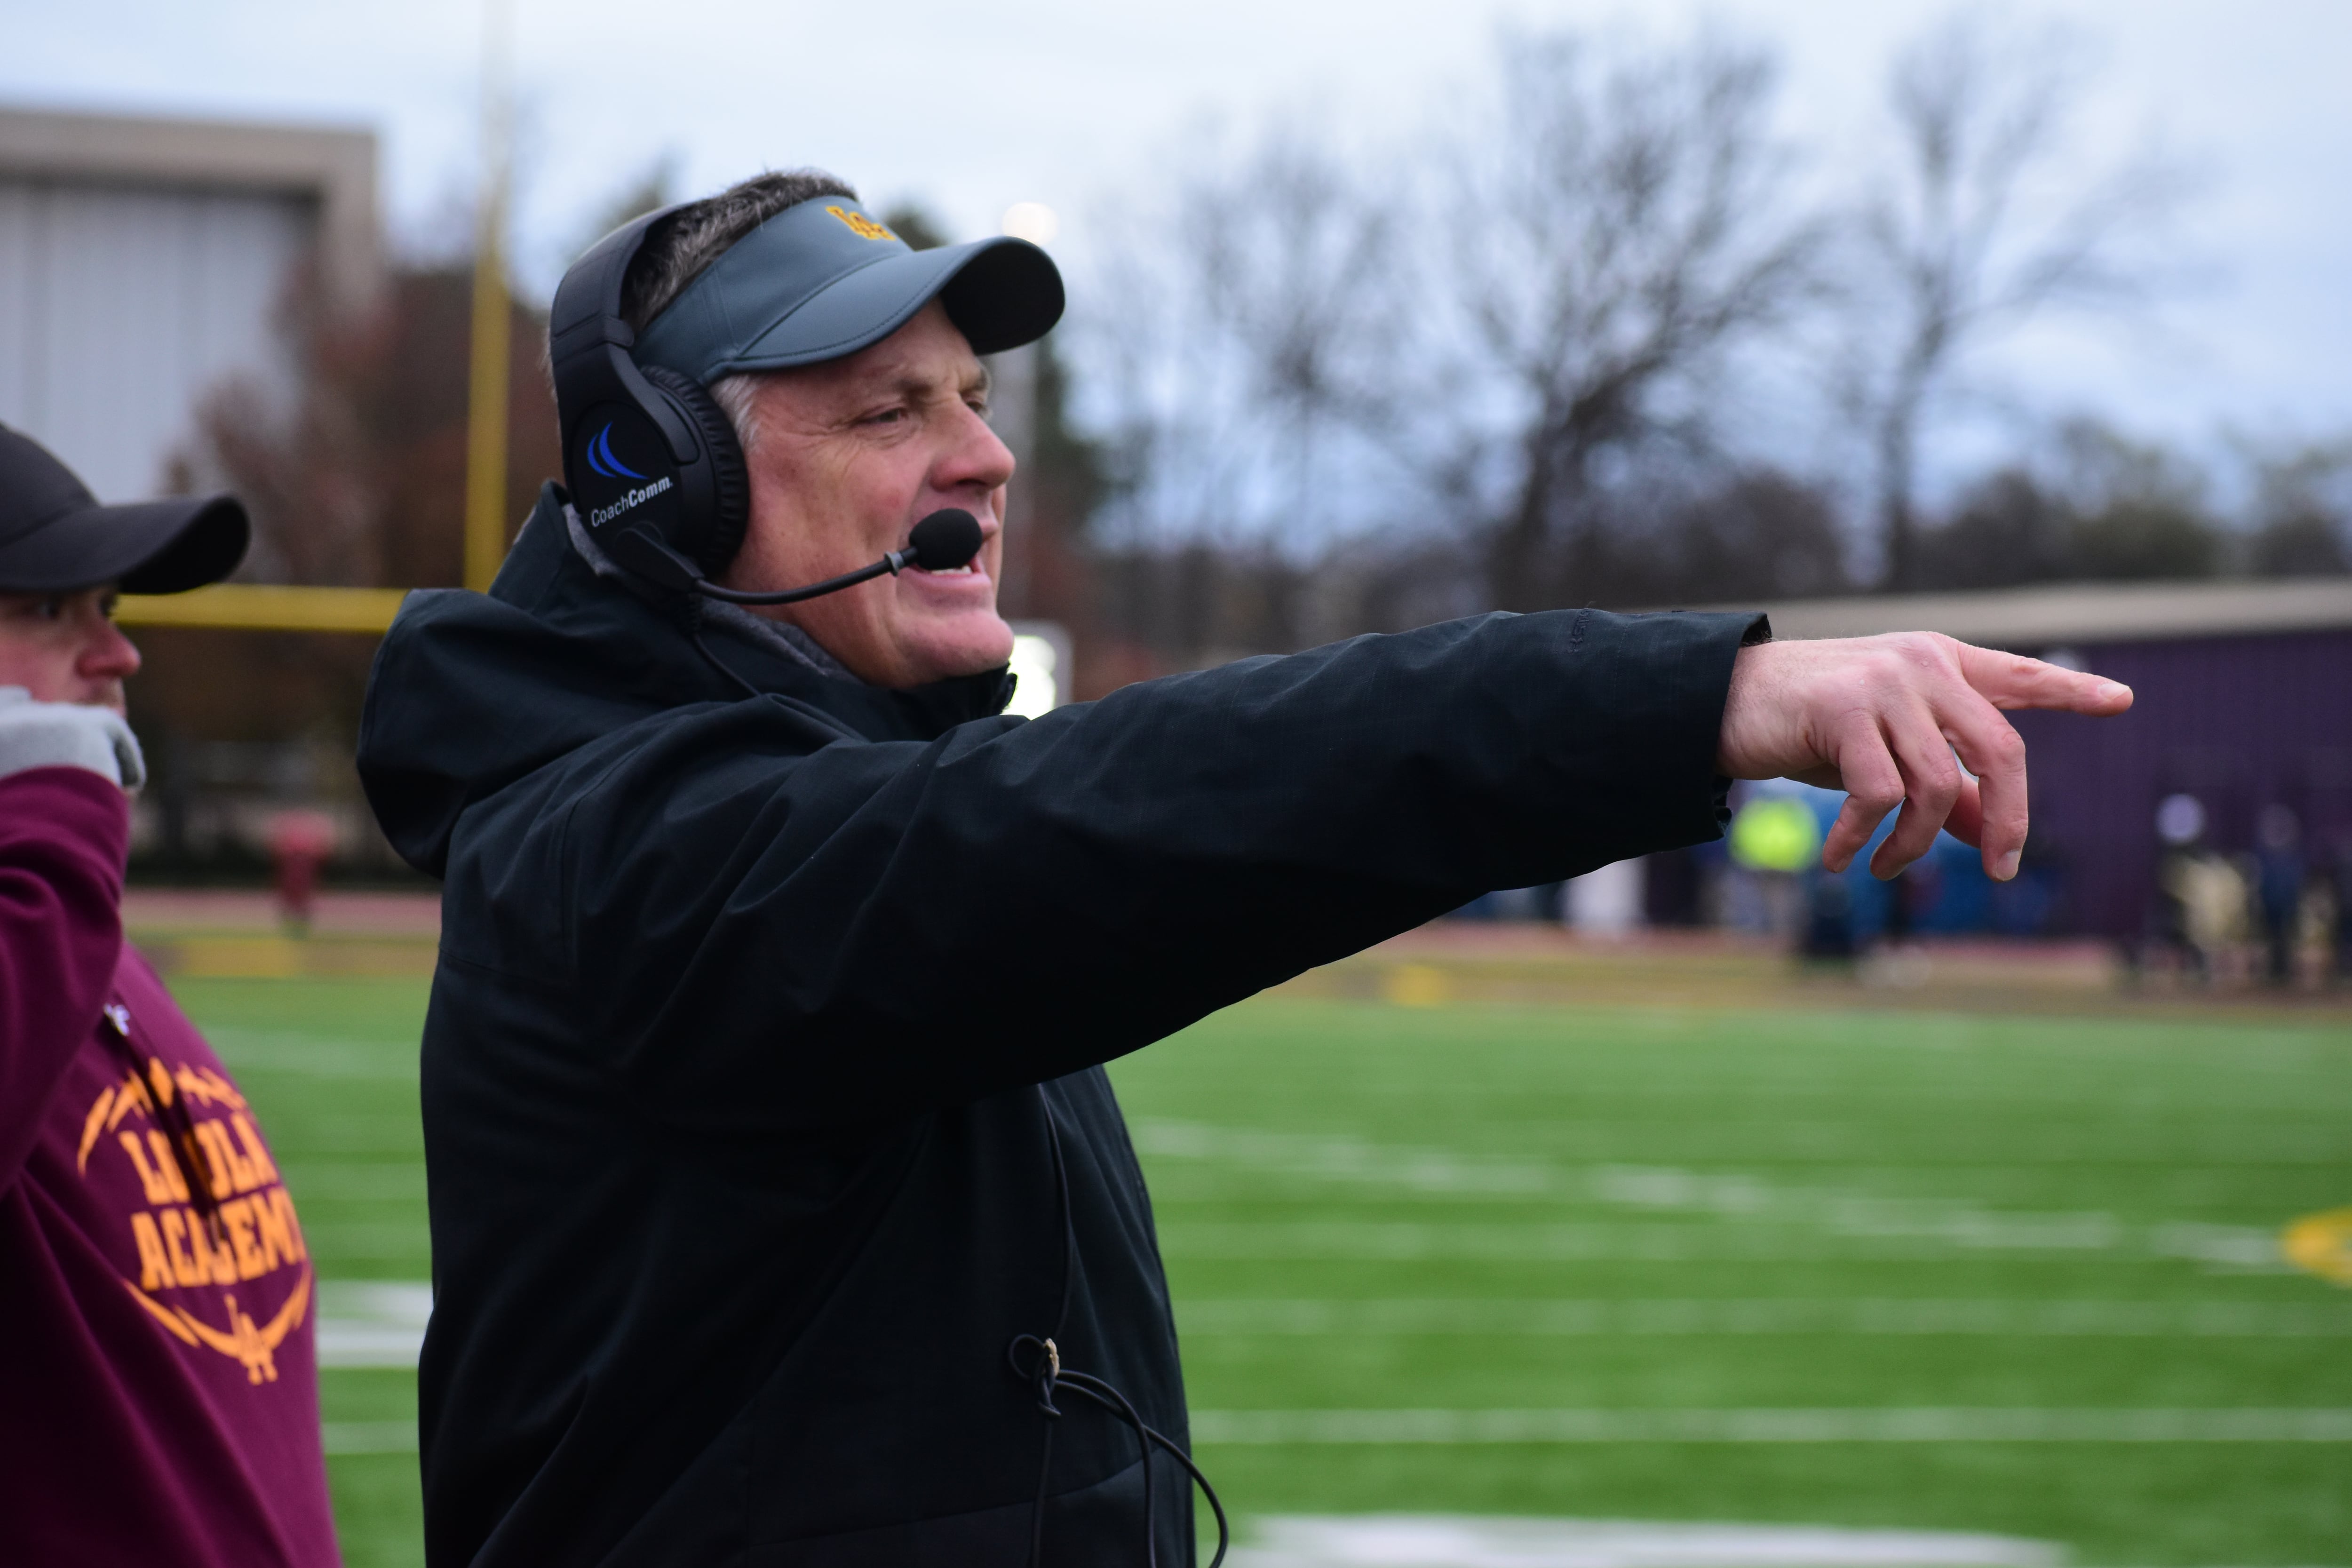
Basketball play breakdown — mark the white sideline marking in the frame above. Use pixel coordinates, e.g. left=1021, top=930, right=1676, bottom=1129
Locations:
left=313, top=1282, right=2349, bottom=1372
left=206, top=1026, right=421, bottom=1080
left=1178, top=1297, right=2352, bottom=1338
left=1231, top=1514, right=2061, bottom=1568
left=1189, top=1408, right=2352, bottom=1444
left=1156, top=1220, right=2254, bottom=1267
left=317, top=1281, right=432, bottom=1368
left=1133, top=1119, right=2287, bottom=1273
left=321, top=1421, right=417, bottom=1454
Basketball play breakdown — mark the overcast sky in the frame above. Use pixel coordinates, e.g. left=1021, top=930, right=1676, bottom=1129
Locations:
left=7, top=0, right=2348, bottom=485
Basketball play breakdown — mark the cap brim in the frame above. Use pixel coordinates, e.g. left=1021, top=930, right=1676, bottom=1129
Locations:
left=0, top=494, right=250, bottom=595
left=713, top=236, right=1065, bottom=374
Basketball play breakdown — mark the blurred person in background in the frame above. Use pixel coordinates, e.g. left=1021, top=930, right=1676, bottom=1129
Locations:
left=2252, top=804, right=2304, bottom=984
left=0, top=425, right=340, bottom=1566
left=358, top=171, right=2132, bottom=1567
left=2150, top=792, right=2209, bottom=980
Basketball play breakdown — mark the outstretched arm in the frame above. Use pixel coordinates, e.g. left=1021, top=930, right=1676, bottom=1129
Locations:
left=1715, top=632, right=2133, bottom=882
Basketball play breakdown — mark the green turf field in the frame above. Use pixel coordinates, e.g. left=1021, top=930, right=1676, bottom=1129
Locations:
left=176, top=976, right=2352, bottom=1567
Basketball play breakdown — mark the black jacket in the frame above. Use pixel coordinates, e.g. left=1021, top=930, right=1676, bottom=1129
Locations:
left=356, top=484, right=1761, bottom=1567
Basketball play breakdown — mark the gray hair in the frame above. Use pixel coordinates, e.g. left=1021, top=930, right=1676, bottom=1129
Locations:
left=616, top=168, right=859, bottom=456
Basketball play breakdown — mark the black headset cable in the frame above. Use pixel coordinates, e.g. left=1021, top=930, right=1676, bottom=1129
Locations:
left=1010, top=1086, right=1228, bottom=1568
left=687, top=620, right=765, bottom=702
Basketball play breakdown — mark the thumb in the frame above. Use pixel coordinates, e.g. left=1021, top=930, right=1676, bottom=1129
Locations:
left=99, top=710, right=148, bottom=794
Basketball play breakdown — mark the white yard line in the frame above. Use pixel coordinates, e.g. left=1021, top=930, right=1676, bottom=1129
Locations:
left=203, top=1025, right=422, bottom=1080
left=320, top=1421, right=418, bottom=1454
left=317, top=1281, right=433, bottom=1368
left=1176, top=1297, right=2352, bottom=1337
left=1190, top=1408, right=2352, bottom=1444
left=1156, top=1219, right=2241, bottom=1265
left=1232, top=1513, right=2064, bottom=1568
left=313, top=1281, right=2349, bottom=1373
left=1132, top=1120, right=2288, bottom=1272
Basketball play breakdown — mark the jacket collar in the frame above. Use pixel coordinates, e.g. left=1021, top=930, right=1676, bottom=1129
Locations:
left=499, top=482, right=1014, bottom=744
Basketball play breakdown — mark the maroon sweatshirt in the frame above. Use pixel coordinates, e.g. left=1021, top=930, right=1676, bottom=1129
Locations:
left=1, top=765, right=340, bottom=1565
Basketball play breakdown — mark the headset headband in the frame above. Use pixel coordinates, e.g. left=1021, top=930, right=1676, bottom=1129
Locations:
left=549, top=204, right=697, bottom=474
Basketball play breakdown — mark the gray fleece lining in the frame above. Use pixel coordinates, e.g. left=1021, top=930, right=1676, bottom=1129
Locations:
left=0, top=687, right=143, bottom=789
left=562, top=504, right=862, bottom=685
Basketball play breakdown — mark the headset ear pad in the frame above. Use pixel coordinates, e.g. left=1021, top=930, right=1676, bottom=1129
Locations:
left=638, top=364, right=751, bottom=576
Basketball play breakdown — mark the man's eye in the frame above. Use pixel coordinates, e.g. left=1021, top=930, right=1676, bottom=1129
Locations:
left=37, top=597, right=66, bottom=621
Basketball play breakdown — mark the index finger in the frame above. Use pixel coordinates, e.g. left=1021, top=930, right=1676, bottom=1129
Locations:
left=1953, top=642, right=2133, bottom=716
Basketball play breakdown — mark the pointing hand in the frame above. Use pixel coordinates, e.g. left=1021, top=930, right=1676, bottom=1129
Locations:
left=1713, top=633, right=2132, bottom=881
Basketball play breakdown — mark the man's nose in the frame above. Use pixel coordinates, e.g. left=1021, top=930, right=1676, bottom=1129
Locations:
left=937, top=405, right=1016, bottom=497
left=82, top=618, right=142, bottom=682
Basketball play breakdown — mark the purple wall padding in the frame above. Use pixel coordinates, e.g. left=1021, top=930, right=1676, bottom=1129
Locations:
left=2007, top=628, right=2352, bottom=938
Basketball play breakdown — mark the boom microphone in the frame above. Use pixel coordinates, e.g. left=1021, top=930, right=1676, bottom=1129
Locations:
left=610, top=508, right=985, bottom=605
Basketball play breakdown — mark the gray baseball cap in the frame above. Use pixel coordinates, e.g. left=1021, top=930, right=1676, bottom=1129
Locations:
left=0, top=423, right=248, bottom=595
left=633, top=197, right=1064, bottom=383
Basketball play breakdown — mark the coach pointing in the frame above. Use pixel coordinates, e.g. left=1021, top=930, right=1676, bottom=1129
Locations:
left=357, top=171, right=2127, bottom=1567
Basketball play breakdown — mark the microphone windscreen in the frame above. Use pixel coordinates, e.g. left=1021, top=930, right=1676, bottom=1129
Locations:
left=906, top=509, right=984, bottom=571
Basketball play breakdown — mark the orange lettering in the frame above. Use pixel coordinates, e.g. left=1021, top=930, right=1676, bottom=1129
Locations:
left=181, top=1207, right=229, bottom=1285
left=262, top=1186, right=308, bottom=1264
left=196, top=1122, right=260, bottom=1194
left=142, top=1131, right=191, bottom=1202
left=177, top=1129, right=229, bottom=1201
left=78, top=1088, right=115, bottom=1171
left=207, top=1210, right=239, bottom=1283
left=117, top=1132, right=174, bottom=1204
left=158, top=1208, right=202, bottom=1288
left=229, top=1114, right=278, bottom=1185
left=253, top=1185, right=298, bottom=1269
left=220, top=1197, right=268, bottom=1280
left=146, top=1057, right=175, bottom=1108
left=188, top=1065, right=245, bottom=1111
left=128, top=1212, right=173, bottom=1290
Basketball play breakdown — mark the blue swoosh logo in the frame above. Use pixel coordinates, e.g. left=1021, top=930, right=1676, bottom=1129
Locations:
left=586, top=423, right=648, bottom=481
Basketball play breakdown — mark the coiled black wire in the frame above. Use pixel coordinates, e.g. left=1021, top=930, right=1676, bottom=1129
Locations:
left=1009, top=1087, right=1228, bottom=1568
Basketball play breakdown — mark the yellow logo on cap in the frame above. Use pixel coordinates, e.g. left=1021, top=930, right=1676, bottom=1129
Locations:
left=826, top=206, right=897, bottom=242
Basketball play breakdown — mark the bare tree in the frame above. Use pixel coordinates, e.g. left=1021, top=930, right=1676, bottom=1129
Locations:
left=1847, top=10, right=2187, bottom=590
left=1436, top=29, right=1824, bottom=610
left=1077, top=121, right=1405, bottom=554
left=1073, top=27, right=1826, bottom=622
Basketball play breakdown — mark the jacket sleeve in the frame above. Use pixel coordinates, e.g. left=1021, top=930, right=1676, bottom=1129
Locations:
left=0, top=768, right=128, bottom=1184
left=449, top=608, right=1759, bottom=1133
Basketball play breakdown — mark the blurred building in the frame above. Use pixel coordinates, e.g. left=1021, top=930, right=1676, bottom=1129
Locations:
left=1747, top=578, right=2352, bottom=944
left=0, top=103, right=379, bottom=498
left=2, top=104, right=392, bottom=881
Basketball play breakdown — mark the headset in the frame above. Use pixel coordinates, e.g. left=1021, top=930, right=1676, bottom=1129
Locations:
left=548, top=205, right=757, bottom=592
left=545, top=206, right=983, bottom=702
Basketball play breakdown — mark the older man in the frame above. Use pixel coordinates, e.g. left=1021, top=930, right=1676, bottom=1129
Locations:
left=0, top=424, right=340, bottom=1564
left=357, top=171, right=2130, bottom=1567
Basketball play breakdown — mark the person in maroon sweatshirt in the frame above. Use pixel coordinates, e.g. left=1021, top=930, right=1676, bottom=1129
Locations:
left=0, top=422, right=342, bottom=1566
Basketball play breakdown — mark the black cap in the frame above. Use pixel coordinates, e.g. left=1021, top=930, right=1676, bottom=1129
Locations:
left=0, top=423, right=249, bottom=595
